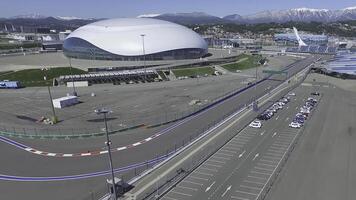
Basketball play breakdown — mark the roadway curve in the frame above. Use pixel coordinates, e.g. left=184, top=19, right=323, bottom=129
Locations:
left=0, top=55, right=325, bottom=200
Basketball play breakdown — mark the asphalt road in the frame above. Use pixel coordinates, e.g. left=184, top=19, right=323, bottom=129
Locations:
left=0, top=55, right=325, bottom=200
left=160, top=83, right=320, bottom=200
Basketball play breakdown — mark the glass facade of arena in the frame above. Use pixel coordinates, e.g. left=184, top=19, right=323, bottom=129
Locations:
left=63, top=37, right=207, bottom=61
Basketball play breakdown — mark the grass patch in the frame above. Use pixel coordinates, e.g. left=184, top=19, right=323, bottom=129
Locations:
left=173, top=67, right=215, bottom=77
left=0, top=67, right=87, bottom=87
left=222, top=54, right=263, bottom=72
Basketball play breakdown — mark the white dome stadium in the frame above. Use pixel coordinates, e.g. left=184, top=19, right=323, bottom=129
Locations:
left=63, top=18, right=208, bottom=60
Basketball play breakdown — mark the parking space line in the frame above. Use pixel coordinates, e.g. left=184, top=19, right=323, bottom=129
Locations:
left=215, top=152, right=234, bottom=157
left=257, top=163, right=276, bottom=168
left=251, top=170, right=271, bottom=176
left=176, top=185, right=198, bottom=191
left=207, top=159, right=226, bottom=164
left=161, top=195, right=178, bottom=200
left=247, top=175, right=267, bottom=181
left=272, top=144, right=289, bottom=148
left=224, top=146, right=241, bottom=151
left=269, top=146, right=287, bottom=151
left=235, top=189, right=258, bottom=196
left=267, top=149, right=285, bottom=153
left=254, top=166, right=274, bottom=172
left=194, top=171, right=214, bottom=177
left=171, top=190, right=192, bottom=197
left=259, top=159, right=278, bottom=164
left=189, top=175, right=209, bottom=181
left=204, top=163, right=222, bottom=168
left=274, top=142, right=291, bottom=146
left=199, top=167, right=218, bottom=172
left=219, top=149, right=237, bottom=154
left=243, top=180, right=264, bottom=185
left=265, top=152, right=283, bottom=157
left=182, top=180, right=203, bottom=186
left=240, top=185, right=262, bottom=191
left=262, top=155, right=280, bottom=160
left=211, top=156, right=230, bottom=160
left=231, top=196, right=250, bottom=200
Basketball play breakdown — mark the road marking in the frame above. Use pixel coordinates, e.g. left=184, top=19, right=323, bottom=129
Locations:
left=267, top=149, right=284, bottom=153
left=224, top=146, right=240, bottom=151
left=189, top=175, right=209, bottom=181
left=199, top=167, right=218, bottom=172
left=204, top=163, right=222, bottom=168
left=272, top=144, right=288, bottom=148
left=262, top=155, right=281, bottom=160
left=220, top=149, right=237, bottom=154
left=235, top=189, right=258, bottom=196
left=257, top=163, right=276, bottom=168
left=243, top=180, right=264, bottom=185
left=275, top=116, right=279, bottom=120
left=221, top=185, right=232, bottom=197
left=161, top=195, right=178, bottom=200
left=205, top=181, right=216, bottom=192
left=231, top=196, right=249, bottom=200
left=239, top=150, right=246, bottom=158
left=260, top=131, right=265, bottom=136
left=177, top=185, right=198, bottom=191
left=285, top=117, right=289, bottom=121
left=251, top=170, right=270, bottom=176
left=171, top=190, right=192, bottom=197
left=207, top=159, right=225, bottom=164
left=240, top=185, right=262, bottom=190
left=194, top=171, right=214, bottom=177
left=216, top=152, right=234, bottom=157
left=182, top=180, right=203, bottom=186
left=247, top=175, right=267, bottom=181
left=272, top=132, right=277, bottom=137
left=212, top=156, right=230, bottom=160
left=254, top=167, right=274, bottom=172
left=265, top=152, right=283, bottom=157
left=252, top=153, right=259, bottom=161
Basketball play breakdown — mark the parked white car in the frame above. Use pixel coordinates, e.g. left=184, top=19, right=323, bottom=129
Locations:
left=289, top=121, right=302, bottom=128
left=288, top=92, right=296, bottom=96
left=249, top=120, right=262, bottom=128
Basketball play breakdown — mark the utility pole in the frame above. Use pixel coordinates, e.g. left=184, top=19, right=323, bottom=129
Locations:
left=140, top=34, right=146, bottom=82
left=68, top=58, right=77, bottom=96
left=42, top=67, right=58, bottom=124
left=95, top=108, right=117, bottom=200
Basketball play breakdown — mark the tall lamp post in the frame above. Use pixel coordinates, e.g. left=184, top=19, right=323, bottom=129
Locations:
left=140, top=34, right=146, bottom=81
left=94, top=108, right=117, bottom=200
left=68, top=58, right=77, bottom=96
left=42, top=67, right=58, bottom=124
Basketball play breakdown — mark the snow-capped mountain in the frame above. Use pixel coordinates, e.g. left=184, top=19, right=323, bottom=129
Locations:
left=55, top=16, right=85, bottom=20
left=11, top=13, right=48, bottom=19
left=137, top=14, right=161, bottom=18
left=144, top=12, right=227, bottom=24
left=224, top=7, right=356, bottom=23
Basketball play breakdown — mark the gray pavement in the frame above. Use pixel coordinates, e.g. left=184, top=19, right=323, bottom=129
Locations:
left=0, top=55, right=325, bottom=200
left=265, top=77, right=356, bottom=200
left=159, top=84, right=319, bottom=200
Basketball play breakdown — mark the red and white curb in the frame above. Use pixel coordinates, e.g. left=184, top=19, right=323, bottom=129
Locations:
left=22, top=134, right=159, bottom=158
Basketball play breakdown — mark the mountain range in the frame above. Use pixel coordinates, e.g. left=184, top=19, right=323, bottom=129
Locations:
left=144, top=7, right=356, bottom=24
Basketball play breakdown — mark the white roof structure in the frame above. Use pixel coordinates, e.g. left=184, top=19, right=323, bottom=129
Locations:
left=66, top=18, right=208, bottom=57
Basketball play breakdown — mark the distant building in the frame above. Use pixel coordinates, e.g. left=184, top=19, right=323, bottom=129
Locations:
left=63, top=18, right=208, bottom=61
left=59, top=30, right=72, bottom=41
left=274, top=33, right=328, bottom=46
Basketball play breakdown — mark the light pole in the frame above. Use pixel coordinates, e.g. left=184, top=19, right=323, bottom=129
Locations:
left=95, top=108, right=117, bottom=200
left=140, top=34, right=146, bottom=81
left=68, top=58, right=77, bottom=96
left=42, top=67, right=58, bottom=124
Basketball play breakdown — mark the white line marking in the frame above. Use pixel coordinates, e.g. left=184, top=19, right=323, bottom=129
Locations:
left=251, top=170, right=271, bottom=176
left=221, top=185, right=232, bottom=197
left=199, top=167, right=218, bottom=172
left=189, top=175, right=209, bottom=181
left=254, top=167, right=274, bottom=172
left=176, top=185, right=198, bottom=191
left=208, top=159, right=226, bottom=164
left=182, top=180, right=203, bottom=186
left=194, top=171, right=213, bottom=177
left=252, top=153, right=259, bottom=161
left=247, top=175, right=267, bottom=181
left=272, top=132, right=277, bottom=137
left=231, top=196, right=249, bottom=200
left=204, top=163, right=222, bottom=168
left=170, top=190, right=192, bottom=197
left=235, top=189, right=258, bottom=196
left=219, top=149, right=237, bottom=154
left=243, top=180, right=264, bottom=185
left=239, top=150, right=246, bottom=158
left=205, top=181, right=216, bottom=192
left=240, top=185, right=262, bottom=190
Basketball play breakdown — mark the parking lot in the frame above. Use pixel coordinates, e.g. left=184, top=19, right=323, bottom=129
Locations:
left=160, top=83, right=322, bottom=200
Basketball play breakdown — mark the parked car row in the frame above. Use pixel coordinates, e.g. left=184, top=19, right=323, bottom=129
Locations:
left=256, top=96, right=291, bottom=121
left=250, top=95, right=292, bottom=129
left=289, top=97, right=318, bottom=128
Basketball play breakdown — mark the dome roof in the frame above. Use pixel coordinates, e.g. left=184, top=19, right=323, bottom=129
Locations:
left=66, top=18, right=208, bottom=56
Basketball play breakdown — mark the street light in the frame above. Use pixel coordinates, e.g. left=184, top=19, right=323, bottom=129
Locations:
left=94, top=108, right=117, bottom=200
left=68, top=58, right=77, bottom=96
left=140, top=34, right=147, bottom=81
left=42, top=67, right=58, bottom=124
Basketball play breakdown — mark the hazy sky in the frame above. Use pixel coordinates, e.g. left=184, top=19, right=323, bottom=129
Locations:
left=1, top=0, right=355, bottom=18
